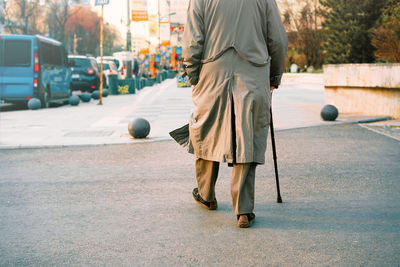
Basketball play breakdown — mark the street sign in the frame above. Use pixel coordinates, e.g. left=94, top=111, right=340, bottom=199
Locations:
left=160, top=22, right=171, bottom=44
left=144, top=55, right=150, bottom=67
left=95, top=0, right=109, bottom=6
left=170, top=26, right=185, bottom=32
left=175, top=46, right=182, bottom=55
left=69, top=0, right=90, bottom=6
left=131, top=0, right=148, bottom=21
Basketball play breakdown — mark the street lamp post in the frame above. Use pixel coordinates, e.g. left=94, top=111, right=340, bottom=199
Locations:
left=158, top=0, right=176, bottom=52
left=126, top=0, right=131, bottom=51
left=157, top=1, right=176, bottom=73
left=99, top=4, right=104, bottom=105
left=158, top=0, right=161, bottom=53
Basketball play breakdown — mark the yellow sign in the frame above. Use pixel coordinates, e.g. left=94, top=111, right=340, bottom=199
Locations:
left=118, top=85, right=130, bottom=94
left=131, top=0, right=148, bottom=21
left=161, top=41, right=171, bottom=47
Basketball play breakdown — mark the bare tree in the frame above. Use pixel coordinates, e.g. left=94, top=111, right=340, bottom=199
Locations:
left=282, top=0, right=324, bottom=70
left=103, top=23, right=123, bottom=56
left=4, top=0, right=43, bottom=34
left=0, top=0, right=6, bottom=24
left=46, top=0, right=82, bottom=42
left=46, top=0, right=69, bottom=42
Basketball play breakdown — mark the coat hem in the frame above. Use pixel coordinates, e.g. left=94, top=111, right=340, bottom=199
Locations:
left=193, top=151, right=265, bottom=165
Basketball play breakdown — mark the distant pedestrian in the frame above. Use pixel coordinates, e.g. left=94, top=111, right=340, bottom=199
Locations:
left=170, top=0, right=287, bottom=228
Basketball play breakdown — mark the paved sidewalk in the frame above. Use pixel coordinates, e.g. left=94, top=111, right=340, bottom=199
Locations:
left=0, top=124, right=399, bottom=265
left=0, top=74, right=395, bottom=149
left=359, top=119, right=400, bottom=141
left=0, top=79, right=188, bottom=148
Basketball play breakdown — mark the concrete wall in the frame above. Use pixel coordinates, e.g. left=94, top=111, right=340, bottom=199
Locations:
left=324, top=64, right=400, bottom=118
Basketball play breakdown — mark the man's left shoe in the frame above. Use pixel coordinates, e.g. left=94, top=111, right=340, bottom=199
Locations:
left=192, top=188, right=218, bottom=210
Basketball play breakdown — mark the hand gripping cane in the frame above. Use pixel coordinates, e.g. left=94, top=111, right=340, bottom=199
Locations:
left=270, top=99, right=283, bottom=203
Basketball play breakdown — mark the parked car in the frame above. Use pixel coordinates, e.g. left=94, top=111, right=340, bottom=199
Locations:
left=96, top=60, right=118, bottom=88
left=112, top=52, right=140, bottom=79
left=96, top=56, right=120, bottom=69
left=0, top=34, right=72, bottom=108
left=68, top=55, right=100, bottom=93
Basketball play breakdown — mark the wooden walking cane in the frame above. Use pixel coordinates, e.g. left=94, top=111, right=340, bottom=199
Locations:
left=270, top=102, right=283, bottom=203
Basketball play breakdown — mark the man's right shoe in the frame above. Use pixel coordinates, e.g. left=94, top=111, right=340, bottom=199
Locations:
left=192, top=188, right=218, bottom=210
left=237, top=213, right=256, bottom=228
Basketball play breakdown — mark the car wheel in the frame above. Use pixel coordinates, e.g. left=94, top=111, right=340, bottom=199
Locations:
left=41, top=90, right=50, bottom=108
left=63, top=86, right=73, bottom=105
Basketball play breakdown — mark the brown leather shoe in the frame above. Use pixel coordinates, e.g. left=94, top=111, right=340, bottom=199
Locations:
left=192, top=188, right=218, bottom=210
left=237, top=213, right=256, bottom=228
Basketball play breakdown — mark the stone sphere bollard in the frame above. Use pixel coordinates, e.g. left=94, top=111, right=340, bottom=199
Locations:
left=321, top=104, right=339, bottom=121
left=92, top=90, right=100, bottom=100
left=128, top=118, right=151, bottom=139
left=102, top=88, right=109, bottom=97
left=27, top=98, right=41, bottom=110
left=69, top=95, right=80, bottom=106
left=79, top=93, right=91, bottom=102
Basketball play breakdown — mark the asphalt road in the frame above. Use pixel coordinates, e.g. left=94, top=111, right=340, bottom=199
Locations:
left=1, top=124, right=399, bottom=266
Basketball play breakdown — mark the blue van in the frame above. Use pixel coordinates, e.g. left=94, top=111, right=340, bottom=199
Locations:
left=0, top=35, right=71, bottom=108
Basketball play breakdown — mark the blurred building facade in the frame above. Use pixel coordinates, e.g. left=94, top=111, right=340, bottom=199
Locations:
left=168, top=0, right=189, bottom=46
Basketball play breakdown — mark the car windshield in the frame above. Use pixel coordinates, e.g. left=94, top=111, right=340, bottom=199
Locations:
left=108, top=62, right=117, bottom=71
left=111, top=59, right=120, bottom=69
left=100, top=57, right=120, bottom=69
left=98, top=62, right=110, bottom=70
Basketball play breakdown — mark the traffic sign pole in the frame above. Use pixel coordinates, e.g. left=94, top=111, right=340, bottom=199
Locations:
left=95, top=0, right=109, bottom=104
left=98, top=4, right=104, bottom=105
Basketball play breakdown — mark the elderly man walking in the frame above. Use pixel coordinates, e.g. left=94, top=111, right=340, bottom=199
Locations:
left=171, top=0, right=287, bottom=228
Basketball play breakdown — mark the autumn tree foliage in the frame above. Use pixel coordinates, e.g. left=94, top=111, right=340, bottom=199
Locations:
left=2, top=1, right=121, bottom=56
left=371, top=1, right=400, bottom=62
left=65, top=6, right=100, bottom=55
left=103, top=23, right=123, bottom=56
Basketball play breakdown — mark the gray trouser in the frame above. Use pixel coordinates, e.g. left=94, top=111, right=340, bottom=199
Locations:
left=195, top=158, right=257, bottom=215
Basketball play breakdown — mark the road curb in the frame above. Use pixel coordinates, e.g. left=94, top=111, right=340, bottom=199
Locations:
left=275, top=116, right=392, bottom=132
left=0, top=136, right=173, bottom=150
left=0, top=116, right=393, bottom=150
left=356, top=116, right=393, bottom=124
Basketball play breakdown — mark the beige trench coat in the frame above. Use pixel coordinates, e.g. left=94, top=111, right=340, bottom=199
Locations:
left=170, top=0, right=288, bottom=164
